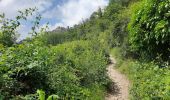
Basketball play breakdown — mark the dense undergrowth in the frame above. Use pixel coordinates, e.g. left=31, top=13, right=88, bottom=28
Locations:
left=0, top=40, right=109, bottom=99
left=111, top=48, right=170, bottom=99
left=110, top=0, right=170, bottom=99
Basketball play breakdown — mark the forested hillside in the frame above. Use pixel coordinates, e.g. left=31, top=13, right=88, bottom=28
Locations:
left=0, top=0, right=169, bottom=100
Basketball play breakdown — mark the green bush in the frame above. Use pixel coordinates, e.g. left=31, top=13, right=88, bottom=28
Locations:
left=0, top=8, right=41, bottom=47
left=39, top=31, right=71, bottom=46
left=0, top=41, right=52, bottom=98
left=128, top=0, right=170, bottom=61
left=48, top=40, right=108, bottom=99
left=130, top=62, right=170, bottom=99
left=0, top=40, right=108, bottom=99
left=111, top=48, right=170, bottom=99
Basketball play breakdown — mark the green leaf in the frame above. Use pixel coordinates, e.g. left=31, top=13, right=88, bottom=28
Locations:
left=47, top=95, right=59, bottom=100
left=37, top=90, right=45, bottom=100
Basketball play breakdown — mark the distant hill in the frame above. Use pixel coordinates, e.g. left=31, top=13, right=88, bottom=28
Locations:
left=51, top=26, right=68, bottom=33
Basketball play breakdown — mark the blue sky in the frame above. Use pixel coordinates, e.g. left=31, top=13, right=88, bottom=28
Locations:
left=0, top=0, right=109, bottom=40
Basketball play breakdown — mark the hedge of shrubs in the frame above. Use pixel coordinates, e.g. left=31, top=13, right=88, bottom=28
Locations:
left=0, top=40, right=109, bottom=99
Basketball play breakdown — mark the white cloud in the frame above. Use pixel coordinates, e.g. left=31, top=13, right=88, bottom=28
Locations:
left=0, top=0, right=52, bottom=18
left=44, top=0, right=109, bottom=28
left=62, top=0, right=108, bottom=26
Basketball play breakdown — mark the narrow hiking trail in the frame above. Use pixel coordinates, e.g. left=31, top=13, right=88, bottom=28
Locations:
left=105, top=56, right=130, bottom=100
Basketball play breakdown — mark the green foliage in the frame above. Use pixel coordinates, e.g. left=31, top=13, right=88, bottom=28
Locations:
left=109, top=0, right=140, bottom=7
left=0, top=43, right=5, bottom=52
left=128, top=0, right=170, bottom=61
left=37, top=90, right=45, bottom=100
left=37, top=90, right=59, bottom=100
left=0, top=8, right=42, bottom=47
left=111, top=48, right=170, bottom=99
left=39, top=31, right=72, bottom=46
left=0, top=40, right=108, bottom=99
left=108, top=9, right=130, bottom=47
left=0, top=4, right=114, bottom=99
left=87, top=84, right=106, bottom=100
left=47, top=95, right=59, bottom=100
left=110, top=0, right=170, bottom=99
left=104, top=2, right=123, bottom=21
left=48, top=40, right=108, bottom=99
left=130, top=62, right=170, bottom=99
left=0, top=41, right=52, bottom=99
left=111, top=47, right=124, bottom=66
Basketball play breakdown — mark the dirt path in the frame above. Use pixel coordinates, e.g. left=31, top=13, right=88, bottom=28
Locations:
left=105, top=56, right=130, bottom=100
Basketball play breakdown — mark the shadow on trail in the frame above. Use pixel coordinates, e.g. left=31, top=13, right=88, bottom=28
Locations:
left=107, top=81, right=120, bottom=96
